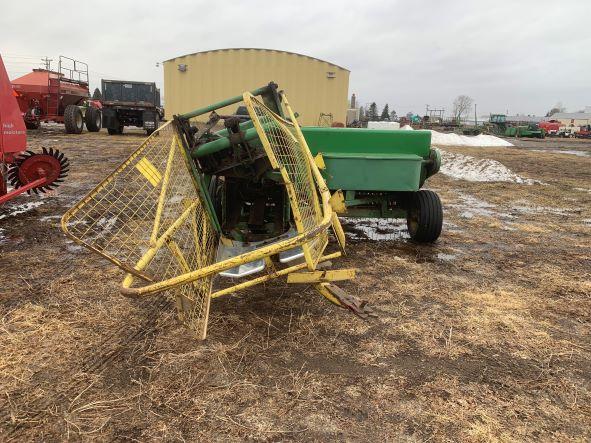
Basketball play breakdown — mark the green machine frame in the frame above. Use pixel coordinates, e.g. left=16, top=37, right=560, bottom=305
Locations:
left=174, top=83, right=443, bottom=243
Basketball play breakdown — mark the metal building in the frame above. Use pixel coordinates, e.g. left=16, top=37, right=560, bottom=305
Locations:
left=163, top=48, right=350, bottom=126
left=549, top=112, right=591, bottom=127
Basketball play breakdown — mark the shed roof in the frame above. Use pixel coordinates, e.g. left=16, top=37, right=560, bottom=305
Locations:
left=164, top=48, right=350, bottom=72
left=551, top=112, right=591, bottom=119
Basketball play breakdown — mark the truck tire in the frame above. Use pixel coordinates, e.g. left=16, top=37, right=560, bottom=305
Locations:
left=85, top=107, right=102, bottom=132
left=406, top=190, right=443, bottom=243
left=64, top=105, right=84, bottom=134
left=146, top=115, right=160, bottom=136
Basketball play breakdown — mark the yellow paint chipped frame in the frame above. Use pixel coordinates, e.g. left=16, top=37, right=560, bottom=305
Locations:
left=61, top=92, right=352, bottom=338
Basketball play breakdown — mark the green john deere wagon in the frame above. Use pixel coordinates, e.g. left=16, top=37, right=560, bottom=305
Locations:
left=188, top=83, right=443, bottom=243
left=302, top=126, right=442, bottom=242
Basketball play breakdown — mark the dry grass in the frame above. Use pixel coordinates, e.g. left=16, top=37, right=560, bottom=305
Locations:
left=0, top=128, right=590, bottom=441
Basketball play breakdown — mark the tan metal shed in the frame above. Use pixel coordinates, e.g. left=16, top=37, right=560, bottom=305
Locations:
left=163, top=48, right=350, bottom=126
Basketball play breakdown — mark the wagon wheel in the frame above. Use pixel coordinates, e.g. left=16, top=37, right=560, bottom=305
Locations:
left=406, top=190, right=443, bottom=243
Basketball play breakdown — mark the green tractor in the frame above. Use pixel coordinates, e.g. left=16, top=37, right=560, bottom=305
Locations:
left=486, top=113, right=508, bottom=135
left=487, top=114, right=546, bottom=138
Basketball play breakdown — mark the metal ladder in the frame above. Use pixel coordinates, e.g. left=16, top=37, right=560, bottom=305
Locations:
left=46, top=75, right=60, bottom=117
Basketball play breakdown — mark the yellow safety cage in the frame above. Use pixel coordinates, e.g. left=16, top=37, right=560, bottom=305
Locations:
left=62, top=91, right=352, bottom=339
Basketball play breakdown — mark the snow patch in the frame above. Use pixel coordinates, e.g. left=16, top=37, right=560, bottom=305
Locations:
left=65, top=239, right=84, bottom=253
left=510, top=201, right=581, bottom=217
left=532, top=149, right=590, bottom=157
left=574, top=188, right=591, bottom=194
left=450, top=193, right=498, bottom=219
left=368, top=121, right=400, bottom=130
left=448, top=192, right=513, bottom=221
left=431, top=132, right=513, bottom=147
left=40, top=215, right=62, bottom=222
left=440, top=150, right=537, bottom=184
left=342, top=218, right=409, bottom=241
left=0, top=201, right=45, bottom=220
left=396, top=125, right=512, bottom=147
left=437, top=253, right=456, bottom=261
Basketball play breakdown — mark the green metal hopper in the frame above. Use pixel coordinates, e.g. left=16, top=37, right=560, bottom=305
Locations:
left=302, top=127, right=442, bottom=242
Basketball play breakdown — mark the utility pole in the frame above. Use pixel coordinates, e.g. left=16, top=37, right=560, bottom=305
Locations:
left=474, top=103, right=477, bottom=126
left=41, top=57, right=52, bottom=71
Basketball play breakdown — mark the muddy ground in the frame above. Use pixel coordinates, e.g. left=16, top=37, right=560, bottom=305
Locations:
left=0, top=126, right=590, bottom=441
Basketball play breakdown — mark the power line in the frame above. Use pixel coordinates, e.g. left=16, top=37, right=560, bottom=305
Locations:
left=2, top=53, right=47, bottom=58
left=3, top=61, right=41, bottom=65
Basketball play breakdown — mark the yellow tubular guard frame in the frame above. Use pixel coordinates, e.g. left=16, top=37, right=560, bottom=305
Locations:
left=61, top=91, right=351, bottom=338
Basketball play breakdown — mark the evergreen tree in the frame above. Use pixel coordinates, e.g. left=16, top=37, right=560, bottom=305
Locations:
left=367, top=102, right=379, bottom=121
left=380, top=104, right=390, bottom=121
left=92, top=88, right=102, bottom=99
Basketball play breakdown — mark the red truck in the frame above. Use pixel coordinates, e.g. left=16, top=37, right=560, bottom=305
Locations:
left=538, top=120, right=561, bottom=136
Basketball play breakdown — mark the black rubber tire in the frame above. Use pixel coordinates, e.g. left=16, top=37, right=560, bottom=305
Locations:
left=146, top=115, right=160, bottom=136
left=25, top=119, right=40, bottom=130
left=64, top=105, right=84, bottom=134
left=107, top=125, right=124, bottom=135
left=85, top=107, right=102, bottom=132
left=406, top=190, right=443, bottom=243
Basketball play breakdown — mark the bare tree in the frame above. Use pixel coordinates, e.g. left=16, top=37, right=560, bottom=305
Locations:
left=453, top=95, right=474, bottom=121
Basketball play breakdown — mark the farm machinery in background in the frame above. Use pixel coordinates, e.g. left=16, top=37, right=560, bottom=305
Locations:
left=486, top=114, right=545, bottom=138
left=0, top=55, right=69, bottom=205
left=61, top=82, right=442, bottom=339
left=10, top=56, right=102, bottom=134
left=539, top=120, right=561, bottom=136
left=575, top=125, right=591, bottom=139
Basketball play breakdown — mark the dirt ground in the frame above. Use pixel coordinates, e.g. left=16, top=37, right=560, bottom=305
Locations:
left=1, top=126, right=590, bottom=442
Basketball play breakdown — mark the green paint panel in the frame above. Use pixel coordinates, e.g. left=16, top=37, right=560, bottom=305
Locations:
left=302, top=127, right=431, bottom=192
left=302, top=127, right=432, bottom=158
left=322, top=153, right=423, bottom=191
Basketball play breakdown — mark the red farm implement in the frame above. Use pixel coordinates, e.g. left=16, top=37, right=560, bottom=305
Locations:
left=0, top=55, right=69, bottom=205
left=10, top=55, right=101, bottom=134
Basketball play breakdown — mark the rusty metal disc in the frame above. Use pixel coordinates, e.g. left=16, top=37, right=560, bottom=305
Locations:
left=6, top=147, right=69, bottom=194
